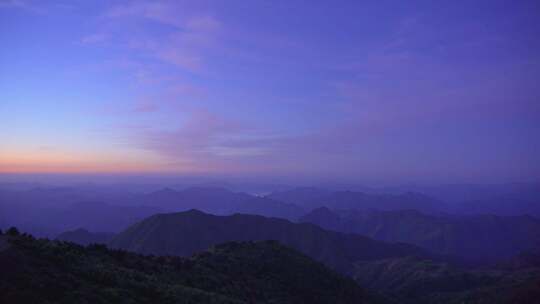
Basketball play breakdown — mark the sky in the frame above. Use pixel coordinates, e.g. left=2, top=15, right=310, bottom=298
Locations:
left=1, top=0, right=539, bottom=184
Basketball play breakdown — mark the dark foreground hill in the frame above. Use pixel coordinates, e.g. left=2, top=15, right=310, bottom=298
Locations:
left=3, top=228, right=539, bottom=304
left=0, top=232, right=381, bottom=304
left=353, top=256, right=540, bottom=304
left=109, top=209, right=430, bottom=274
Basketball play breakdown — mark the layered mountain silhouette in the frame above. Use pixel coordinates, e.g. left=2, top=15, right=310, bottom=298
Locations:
left=407, top=183, right=540, bottom=217
left=3, top=182, right=540, bottom=303
left=0, top=233, right=379, bottom=304
left=0, top=186, right=160, bottom=237
left=0, top=186, right=304, bottom=237
left=141, top=187, right=251, bottom=214
left=110, top=209, right=430, bottom=274
left=268, top=185, right=540, bottom=217
left=300, top=207, right=540, bottom=261
left=267, top=187, right=445, bottom=214
left=141, top=187, right=304, bottom=220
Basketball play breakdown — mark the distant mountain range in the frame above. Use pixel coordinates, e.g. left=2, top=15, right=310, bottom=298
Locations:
left=3, top=183, right=539, bottom=239
left=0, top=200, right=161, bottom=237
left=300, top=207, right=540, bottom=261
left=267, top=187, right=447, bottom=214
left=109, top=209, right=430, bottom=275
left=268, top=184, right=540, bottom=217
left=383, top=183, right=540, bottom=205
left=0, top=186, right=303, bottom=236
left=5, top=183, right=540, bottom=262
left=140, top=187, right=304, bottom=220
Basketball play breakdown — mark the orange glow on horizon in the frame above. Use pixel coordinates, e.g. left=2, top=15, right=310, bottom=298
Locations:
left=0, top=150, right=187, bottom=174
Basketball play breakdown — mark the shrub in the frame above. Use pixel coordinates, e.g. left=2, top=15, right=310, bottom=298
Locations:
left=7, top=227, right=20, bottom=236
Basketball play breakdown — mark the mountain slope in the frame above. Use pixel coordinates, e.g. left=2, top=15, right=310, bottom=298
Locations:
left=56, top=228, right=115, bottom=245
left=353, top=256, right=540, bottom=304
left=0, top=233, right=380, bottom=304
left=233, top=196, right=304, bottom=220
left=300, top=207, right=540, bottom=261
left=110, top=210, right=430, bottom=274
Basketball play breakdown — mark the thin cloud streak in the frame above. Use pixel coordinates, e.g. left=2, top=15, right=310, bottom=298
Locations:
left=1, top=0, right=539, bottom=182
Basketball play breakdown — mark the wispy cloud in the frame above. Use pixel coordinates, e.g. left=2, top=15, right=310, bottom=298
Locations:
left=104, top=1, right=185, bottom=28
left=31, top=1, right=537, bottom=180
left=0, top=0, right=44, bottom=13
left=95, top=1, right=223, bottom=73
left=129, top=109, right=247, bottom=166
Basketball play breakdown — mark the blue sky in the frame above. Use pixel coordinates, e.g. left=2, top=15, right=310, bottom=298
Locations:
left=1, top=0, right=539, bottom=183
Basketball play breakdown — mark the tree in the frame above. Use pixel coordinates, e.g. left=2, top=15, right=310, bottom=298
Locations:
left=7, top=227, right=20, bottom=236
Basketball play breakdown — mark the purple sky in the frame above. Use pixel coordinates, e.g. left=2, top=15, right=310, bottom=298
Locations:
left=1, top=0, right=539, bottom=183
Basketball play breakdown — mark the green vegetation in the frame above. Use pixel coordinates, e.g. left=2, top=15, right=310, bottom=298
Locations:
left=0, top=232, right=377, bottom=304
left=6, top=227, right=20, bottom=236
left=354, top=256, right=540, bottom=304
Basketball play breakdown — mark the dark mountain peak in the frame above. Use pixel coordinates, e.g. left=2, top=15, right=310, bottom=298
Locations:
left=111, top=210, right=430, bottom=275
left=182, top=208, right=208, bottom=216
left=149, top=209, right=212, bottom=220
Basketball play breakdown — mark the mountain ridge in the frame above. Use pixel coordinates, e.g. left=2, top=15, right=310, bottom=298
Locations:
left=110, top=209, right=432, bottom=275
left=300, top=207, right=540, bottom=261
